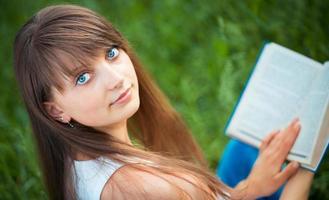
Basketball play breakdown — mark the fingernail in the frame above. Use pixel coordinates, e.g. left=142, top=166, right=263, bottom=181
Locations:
left=292, top=118, right=299, bottom=124
left=293, top=121, right=301, bottom=130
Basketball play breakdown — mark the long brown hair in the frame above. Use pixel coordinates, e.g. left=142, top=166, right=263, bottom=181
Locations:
left=13, top=4, right=231, bottom=200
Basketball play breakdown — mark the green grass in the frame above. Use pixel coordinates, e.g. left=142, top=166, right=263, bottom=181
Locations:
left=0, top=0, right=328, bottom=199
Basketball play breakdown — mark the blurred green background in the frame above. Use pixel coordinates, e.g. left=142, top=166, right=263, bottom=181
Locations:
left=0, top=0, right=328, bottom=199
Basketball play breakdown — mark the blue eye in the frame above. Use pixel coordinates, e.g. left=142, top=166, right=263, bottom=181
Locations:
left=107, top=47, right=119, bottom=60
left=76, top=72, right=91, bottom=85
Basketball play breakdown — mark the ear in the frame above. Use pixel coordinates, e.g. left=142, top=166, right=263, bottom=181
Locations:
left=43, top=102, right=71, bottom=123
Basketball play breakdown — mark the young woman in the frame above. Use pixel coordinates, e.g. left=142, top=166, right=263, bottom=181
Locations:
left=13, top=4, right=313, bottom=200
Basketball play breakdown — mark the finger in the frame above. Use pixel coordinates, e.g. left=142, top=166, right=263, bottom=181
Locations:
left=278, top=120, right=301, bottom=156
left=260, top=130, right=279, bottom=152
left=281, top=118, right=301, bottom=139
left=274, top=161, right=299, bottom=185
left=271, top=118, right=301, bottom=151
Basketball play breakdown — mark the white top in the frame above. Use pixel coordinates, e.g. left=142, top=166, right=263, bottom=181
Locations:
left=73, top=157, right=123, bottom=200
left=72, top=156, right=228, bottom=200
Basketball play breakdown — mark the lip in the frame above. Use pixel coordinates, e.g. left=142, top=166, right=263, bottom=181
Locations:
left=110, top=87, right=132, bottom=106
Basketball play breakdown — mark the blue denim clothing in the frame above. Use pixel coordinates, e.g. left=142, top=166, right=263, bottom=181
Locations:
left=216, top=139, right=282, bottom=200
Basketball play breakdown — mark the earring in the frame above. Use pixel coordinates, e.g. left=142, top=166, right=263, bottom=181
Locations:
left=59, top=116, right=74, bottom=128
left=68, top=121, right=74, bottom=128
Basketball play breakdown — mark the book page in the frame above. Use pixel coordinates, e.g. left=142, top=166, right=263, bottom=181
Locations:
left=227, top=43, right=325, bottom=163
left=292, top=65, right=329, bottom=158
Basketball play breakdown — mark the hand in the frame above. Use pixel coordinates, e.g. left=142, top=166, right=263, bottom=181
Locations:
left=235, top=118, right=301, bottom=199
left=279, top=168, right=314, bottom=200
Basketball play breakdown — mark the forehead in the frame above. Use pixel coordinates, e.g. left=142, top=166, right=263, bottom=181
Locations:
left=56, top=47, right=104, bottom=72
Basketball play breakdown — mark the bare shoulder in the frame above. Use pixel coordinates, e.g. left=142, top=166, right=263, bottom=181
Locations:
left=100, top=164, right=206, bottom=200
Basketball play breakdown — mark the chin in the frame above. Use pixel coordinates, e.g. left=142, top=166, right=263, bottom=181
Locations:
left=115, top=97, right=140, bottom=122
left=127, top=97, right=140, bottom=118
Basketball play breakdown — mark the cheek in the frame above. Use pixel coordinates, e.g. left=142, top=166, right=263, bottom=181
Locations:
left=119, top=52, right=136, bottom=77
left=124, top=60, right=138, bottom=86
left=65, top=92, right=105, bottom=121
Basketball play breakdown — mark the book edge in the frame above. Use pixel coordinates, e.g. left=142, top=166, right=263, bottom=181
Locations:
left=302, top=141, right=329, bottom=172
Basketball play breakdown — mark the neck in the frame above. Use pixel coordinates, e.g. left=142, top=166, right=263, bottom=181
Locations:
left=75, top=120, right=132, bottom=161
left=99, top=120, right=133, bottom=145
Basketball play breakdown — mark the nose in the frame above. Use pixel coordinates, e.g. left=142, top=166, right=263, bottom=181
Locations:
left=103, top=64, right=124, bottom=90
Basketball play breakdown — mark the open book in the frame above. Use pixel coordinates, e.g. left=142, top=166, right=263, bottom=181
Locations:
left=225, top=42, right=329, bottom=172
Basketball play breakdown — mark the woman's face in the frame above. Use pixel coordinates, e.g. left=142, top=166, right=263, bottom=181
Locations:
left=46, top=47, right=140, bottom=132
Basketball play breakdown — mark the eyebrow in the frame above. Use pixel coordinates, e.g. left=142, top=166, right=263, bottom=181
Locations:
left=68, top=62, right=93, bottom=77
left=66, top=48, right=109, bottom=77
left=70, top=66, right=86, bottom=76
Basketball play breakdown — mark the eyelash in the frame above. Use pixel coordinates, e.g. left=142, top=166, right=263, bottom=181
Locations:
left=106, top=47, right=120, bottom=61
left=75, top=71, right=91, bottom=86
